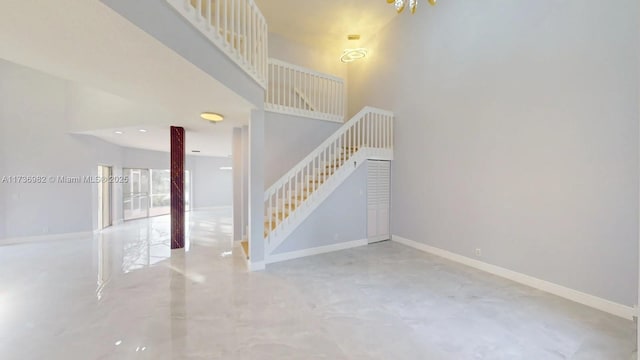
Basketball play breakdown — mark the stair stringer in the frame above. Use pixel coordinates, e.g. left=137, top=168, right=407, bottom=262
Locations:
left=265, top=147, right=393, bottom=256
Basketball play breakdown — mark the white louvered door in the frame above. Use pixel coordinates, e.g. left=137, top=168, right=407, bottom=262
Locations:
left=367, top=160, right=391, bottom=243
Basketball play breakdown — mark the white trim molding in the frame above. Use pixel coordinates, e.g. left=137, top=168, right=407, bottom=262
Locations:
left=392, top=235, right=635, bottom=320
left=266, top=239, right=368, bottom=265
left=247, top=260, right=265, bottom=272
left=0, top=231, right=94, bottom=246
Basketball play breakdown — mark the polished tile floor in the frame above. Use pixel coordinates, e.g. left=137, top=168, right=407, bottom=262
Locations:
left=0, top=208, right=635, bottom=359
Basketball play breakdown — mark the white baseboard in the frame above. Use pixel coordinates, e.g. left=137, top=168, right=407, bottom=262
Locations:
left=392, top=235, right=635, bottom=320
left=0, top=231, right=94, bottom=246
left=266, top=239, right=368, bottom=265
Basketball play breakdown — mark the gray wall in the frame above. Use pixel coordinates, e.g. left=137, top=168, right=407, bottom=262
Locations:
left=348, top=0, right=639, bottom=305
left=265, top=112, right=341, bottom=187
left=273, top=164, right=367, bottom=254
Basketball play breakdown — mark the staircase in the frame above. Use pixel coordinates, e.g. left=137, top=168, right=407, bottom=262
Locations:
left=164, top=0, right=394, bottom=262
left=263, top=107, right=394, bottom=256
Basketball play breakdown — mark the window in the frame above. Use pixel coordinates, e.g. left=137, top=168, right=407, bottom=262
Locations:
left=123, top=168, right=191, bottom=221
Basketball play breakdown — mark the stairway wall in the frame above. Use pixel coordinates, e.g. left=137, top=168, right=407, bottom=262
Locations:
left=347, top=0, right=639, bottom=306
left=272, top=164, right=367, bottom=254
left=268, top=33, right=347, bottom=82
left=264, top=112, right=341, bottom=187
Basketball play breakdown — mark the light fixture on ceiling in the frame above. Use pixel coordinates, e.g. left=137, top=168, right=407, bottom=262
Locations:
left=139, top=129, right=148, bottom=133
left=387, top=0, right=436, bottom=14
left=114, top=131, right=124, bottom=135
left=201, top=112, right=224, bottom=123
left=341, top=48, right=368, bottom=63
left=220, top=167, right=233, bottom=170
left=341, top=34, right=367, bottom=63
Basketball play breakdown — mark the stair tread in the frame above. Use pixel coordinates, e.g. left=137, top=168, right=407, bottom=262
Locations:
left=240, top=240, right=249, bottom=259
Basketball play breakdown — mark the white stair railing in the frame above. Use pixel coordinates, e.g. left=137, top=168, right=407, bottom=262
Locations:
left=166, top=0, right=269, bottom=88
left=266, top=59, right=345, bottom=123
left=264, top=107, right=394, bottom=252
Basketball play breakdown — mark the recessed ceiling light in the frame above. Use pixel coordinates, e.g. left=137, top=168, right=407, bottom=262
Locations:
left=201, top=112, right=224, bottom=122
left=219, top=167, right=233, bottom=170
left=139, top=129, right=147, bottom=133
left=114, top=131, right=124, bottom=135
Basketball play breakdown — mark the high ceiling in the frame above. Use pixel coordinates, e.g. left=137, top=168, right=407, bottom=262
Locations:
left=255, top=0, right=397, bottom=50
left=0, top=0, right=401, bottom=156
left=0, top=0, right=253, bottom=157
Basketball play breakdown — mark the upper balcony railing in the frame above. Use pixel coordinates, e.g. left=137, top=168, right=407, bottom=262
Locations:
left=166, top=0, right=269, bottom=88
left=265, top=59, right=345, bottom=123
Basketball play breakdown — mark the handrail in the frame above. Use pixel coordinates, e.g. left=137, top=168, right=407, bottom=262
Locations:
left=265, top=106, right=393, bottom=201
left=265, top=58, right=346, bottom=123
left=264, top=106, right=392, bottom=199
left=268, top=58, right=343, bottom=82
left=263, top=106, right=393, bottom=241
left=166, top=0, right=269, bottom=88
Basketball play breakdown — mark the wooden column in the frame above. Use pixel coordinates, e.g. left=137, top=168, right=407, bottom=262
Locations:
left=170, top=126, right=185, bottom=249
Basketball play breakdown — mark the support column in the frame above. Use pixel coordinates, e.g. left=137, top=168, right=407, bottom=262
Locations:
left=232, top=127, right=243, bottom=241
left=248, top=110, right=265, bottom=269
left=241, top=125, right=249, bottom=240
left=170, top=126, right=185, bottom=249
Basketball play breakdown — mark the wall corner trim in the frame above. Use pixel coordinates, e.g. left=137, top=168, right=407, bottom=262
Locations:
left=266, top=239, right=368, bottom=265
left=247, top=260, right=266, bottom=272
left=391, top=235, right=635, bottom=320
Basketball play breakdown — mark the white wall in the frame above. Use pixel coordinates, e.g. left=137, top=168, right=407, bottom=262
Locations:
left=348, top=0, right=639, bottom=306
left=264, top=112, right=341, bottom=187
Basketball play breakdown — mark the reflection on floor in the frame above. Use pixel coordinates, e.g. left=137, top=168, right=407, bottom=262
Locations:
left=0, top=208, right=635, bottom=359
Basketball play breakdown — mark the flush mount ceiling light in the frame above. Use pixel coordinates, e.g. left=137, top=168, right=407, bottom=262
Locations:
left=200, top=112, right=224, bottom=122
left=139, top=129, right=148, bottom=133
left=341, top=48, right=368, bottom=63
left=341, top=34, right=367, bottom=63
left=219, top=167, right=233, bottom=170
left=387, top=0, right=436, bottom=14
left=114, top=131, right=124, bottom=135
